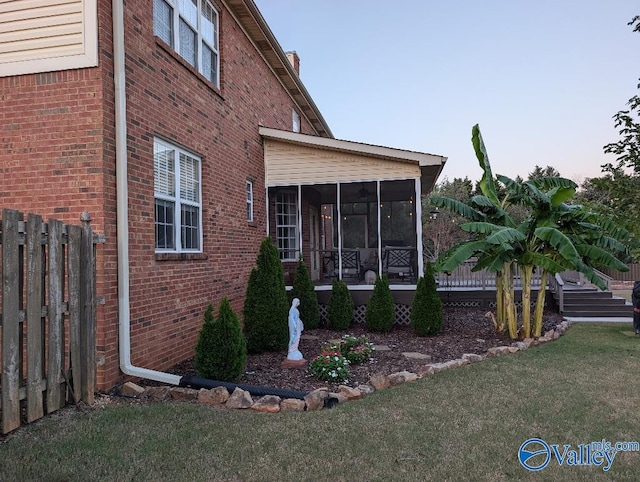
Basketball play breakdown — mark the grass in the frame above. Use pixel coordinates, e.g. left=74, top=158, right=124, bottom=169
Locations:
left=2, top=323, right=640, bottom=481
left=613, top=289, right=632, bottom=302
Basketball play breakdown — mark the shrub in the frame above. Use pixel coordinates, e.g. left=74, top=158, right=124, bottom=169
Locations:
left=243, top=237, right=289, bottom=353
left=327, top=279, right=354, bottom=330
left=309, top=347, right=350, bottom=383
left=194, top=298, right=247, bottom=381
left=290, top=256, right=320, bottom=329
left=411, top=262, right=443, bottom=336
left=365, top=275, right=395, bottom=333
left=340, top=334, right=375, bottom=365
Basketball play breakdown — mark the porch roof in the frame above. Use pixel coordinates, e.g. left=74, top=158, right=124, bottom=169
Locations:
left=260, top=127, right=447, bottom=194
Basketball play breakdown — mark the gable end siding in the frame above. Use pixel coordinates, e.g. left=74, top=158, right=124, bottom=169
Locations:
left=0, top=0, right=98, bottom=76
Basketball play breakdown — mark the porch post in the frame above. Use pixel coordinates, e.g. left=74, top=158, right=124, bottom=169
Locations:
left=377, top=180, right=382, bottom=274
left=265, top=188, right=270, bottom=237
left=336, top=182, right=342, bottom=279
left=298, top=184, right=303, bottom=257
left=415, top=177, right=424, bottom=279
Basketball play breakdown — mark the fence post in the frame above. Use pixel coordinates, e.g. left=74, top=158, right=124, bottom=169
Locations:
left=2, top=209, right=21, bottom=433
left=80, top=212, right=96, bottom=404
left=47, top=218, right=65, bottom=413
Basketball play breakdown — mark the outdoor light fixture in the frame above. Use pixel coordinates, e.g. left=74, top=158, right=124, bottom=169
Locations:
left=429, top=208, right=440, bottom=220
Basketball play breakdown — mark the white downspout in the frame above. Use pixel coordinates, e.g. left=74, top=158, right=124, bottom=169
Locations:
left=113, top=0, right=180, bottom=385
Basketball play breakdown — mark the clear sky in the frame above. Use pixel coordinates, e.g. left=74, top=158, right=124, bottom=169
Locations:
left=254, top=0, right=639, bottom=185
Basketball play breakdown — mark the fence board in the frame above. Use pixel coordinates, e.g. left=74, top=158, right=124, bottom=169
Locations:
left=67, top=224, right=82, bottom=404
left=26, top=214, right=45, bottom=422
left=47, top=218, right=64, bottom=413
left=80, top=213, right=95, bottom=404
left=2, top=209, right=21, bottom=433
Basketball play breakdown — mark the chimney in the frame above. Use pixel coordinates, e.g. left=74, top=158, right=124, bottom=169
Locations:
left=285, top=51, right=300, bottom=75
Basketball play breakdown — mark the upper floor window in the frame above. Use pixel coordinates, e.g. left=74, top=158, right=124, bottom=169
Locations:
left=153, top=0, right=220, bottom=87
left=292, top=109, right=301, bottom=133
left=246, top=180, right=254, bottom=222
left=276, top=192, right=298, bottom=261
left=154, top=138, right=202, bottom=252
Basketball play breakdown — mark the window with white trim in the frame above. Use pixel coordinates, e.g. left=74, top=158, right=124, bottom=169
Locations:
left=154, top=139, right=202, bottom=252
left=292, top=109, right=301, bottom=133
left=153, top=0, right=220, bottom=87
left=246, top=180, right=254, bottom=222
left=276, top=192, right=298, bottom=261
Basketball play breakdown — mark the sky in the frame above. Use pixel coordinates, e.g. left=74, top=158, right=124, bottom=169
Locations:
left=254, top=0, right=640, bottom=185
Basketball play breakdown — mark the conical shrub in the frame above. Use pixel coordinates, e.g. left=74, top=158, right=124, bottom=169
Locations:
left=290, top=256, right=320, bottom=329
left=411, top=262, right=443, bottom=336
left=327, top=279, right=354, bottom=330
left=194, top=298, right=247, bottom=381
left=243, top=237, right=289, bottom=353
left=365, top=275, right=395, bottom=333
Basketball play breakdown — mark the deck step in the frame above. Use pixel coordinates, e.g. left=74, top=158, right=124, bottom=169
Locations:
left=554, top=288, right=633, bottom=317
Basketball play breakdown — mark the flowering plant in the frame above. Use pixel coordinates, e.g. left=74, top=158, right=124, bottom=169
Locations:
left=340, top=335, right=375, bottom=365
left=309, top=348, right=350, bottom=383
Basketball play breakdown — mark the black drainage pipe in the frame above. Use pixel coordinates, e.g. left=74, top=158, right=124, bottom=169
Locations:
left=179, top=375, right=308, bottom=400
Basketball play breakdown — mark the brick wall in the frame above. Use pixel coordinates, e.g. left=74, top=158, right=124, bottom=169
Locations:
left=1, top=0, right=321, bottom=390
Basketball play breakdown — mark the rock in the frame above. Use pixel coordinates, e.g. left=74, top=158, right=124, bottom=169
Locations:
left=337, top=385, right=362, bottom=400
left=513, top=342, right=527, bottom=351
left=462, top=353, right=484, bottom=363
left=369, top=373, right=391, bottom=391
left=372, top=344, right=391, bottom=352
left=487, top=346, right=512, bottom=357
left=388, top=371, right=419, bottom=385
left=508, top=346, right=519, bottom=354
left=197, top=387, right=229, bottom=406
left=354, top=384, right=375, bottom=396
left=401, top=352, right=432, bottom=361
left=280, top=398, right=306, bottom=412
left=226, top=387, right=253, bottom=409
left=142, top=386, right=172, bottom=401
left=544, top=329, right=555, bottom=339
left=304, top=388, right=329, bottom=411
left=120, top=382, right=144, bottom=397
left=251, top=395, right=281, bottom=413
left=415, top=365, right=435, bottom=377
left=300, top=334, right=319, bottom=340
left=170, top=387, right=199, bottom=401
left=553, top=331, right=561, bottom=340
left=328, top=392, right=348, bottom=404
left=522, top=337, right=535, bottom=348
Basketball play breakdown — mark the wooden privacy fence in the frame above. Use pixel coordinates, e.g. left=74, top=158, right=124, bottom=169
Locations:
left=0, top=208, right=104, bottom=434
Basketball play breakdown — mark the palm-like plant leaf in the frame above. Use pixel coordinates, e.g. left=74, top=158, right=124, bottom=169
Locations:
left=574, top=260, right=608, bottom=291
left=472, top=125, right=500, bottom=206
left=534, top=227, right=579, bottom=263
left=460, top=221, right=501, bottom=234
left=486, top=227, right=526, bottom=245
left=529, top=176, right=578, bottom=191
left=548, top=186, right=576, bottom=207
left=429, top=196, right=485, bottom=221
left=436, top=240, right=486, bottom=272
left=574, top=244, right=630, bottom=272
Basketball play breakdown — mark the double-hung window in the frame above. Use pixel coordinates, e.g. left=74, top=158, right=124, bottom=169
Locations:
left=154, top=138, right=202, bottom=252
left=153, top=0, right=220, bottom=87
left=246, top=180, right=254, bottom=222
left=276, top=192, right=298, bottom=261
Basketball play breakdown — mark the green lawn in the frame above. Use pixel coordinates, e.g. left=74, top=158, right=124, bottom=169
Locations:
left=2, top=323, right=640, bottom=481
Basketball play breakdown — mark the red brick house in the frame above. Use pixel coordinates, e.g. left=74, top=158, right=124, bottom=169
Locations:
left=0, top=0, right=446, bottom=390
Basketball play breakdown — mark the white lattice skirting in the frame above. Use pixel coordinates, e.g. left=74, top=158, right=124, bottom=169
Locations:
left=319, top=304, right=413, bottom=326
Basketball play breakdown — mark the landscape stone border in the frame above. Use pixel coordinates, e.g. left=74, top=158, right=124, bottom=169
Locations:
left=121, top=320, right=572, bottom=412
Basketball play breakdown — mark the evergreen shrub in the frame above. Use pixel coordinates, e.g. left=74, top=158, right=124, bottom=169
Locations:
left=243, top=237, right=289, bottom=353
left=327, top=279, right=354, bottom=330
left=411, top=262, right=443, bottom=336
left=365, top=275, right=395, bottom=333
left=194, top=298, right=247, bottom=381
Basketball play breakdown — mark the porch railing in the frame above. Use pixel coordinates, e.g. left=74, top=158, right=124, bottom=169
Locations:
left=434, top=259, right=543, bottom=290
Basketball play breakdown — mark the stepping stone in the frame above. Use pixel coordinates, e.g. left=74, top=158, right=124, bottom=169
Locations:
left=402, top=352, right=432, bottom=361
left=301, top=334, right=319, bottom=340
left=373, top=344, right=391, bottom=351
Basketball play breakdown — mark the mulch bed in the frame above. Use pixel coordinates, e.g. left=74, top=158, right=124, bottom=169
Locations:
left=154, top=307, right=564, bottom=393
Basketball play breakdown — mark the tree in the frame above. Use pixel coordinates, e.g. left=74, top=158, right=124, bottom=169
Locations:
left=434, top=125, right=630, bottom=339
left=528, top=165, right=561, bottom=180
left=290, top=256, right=320, bottom=329
left=194, top=298, right=247, bottom=382
left=243, top=237, right=289, bottom=353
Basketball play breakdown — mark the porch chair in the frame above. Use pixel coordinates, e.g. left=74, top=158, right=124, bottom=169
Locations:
left=383, top=246, right=414, bottom=282
left=340, top=249, right=361, bottom=281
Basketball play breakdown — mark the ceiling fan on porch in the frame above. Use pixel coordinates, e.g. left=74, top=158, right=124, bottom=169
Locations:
left=358, top=183, right=372, bottom=200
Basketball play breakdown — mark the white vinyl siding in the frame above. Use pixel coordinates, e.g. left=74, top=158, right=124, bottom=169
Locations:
left=154, top=138, right=202, bottom=252
left=153, top=0, right=219, bottom=87
left=0, top=0, right=98, bottom=77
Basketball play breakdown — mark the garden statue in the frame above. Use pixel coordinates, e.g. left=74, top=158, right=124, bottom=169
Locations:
left=287, top=298, right=304, bottom=360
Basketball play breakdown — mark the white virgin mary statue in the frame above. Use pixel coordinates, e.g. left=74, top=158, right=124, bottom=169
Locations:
left=287, top=298, right=304, bottom=361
